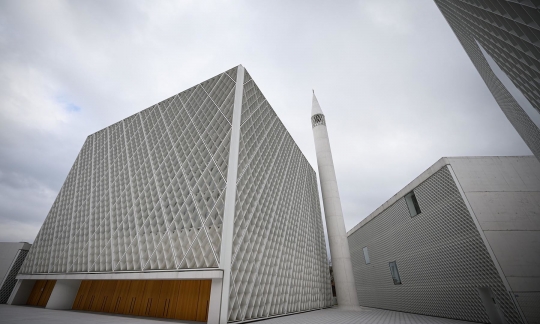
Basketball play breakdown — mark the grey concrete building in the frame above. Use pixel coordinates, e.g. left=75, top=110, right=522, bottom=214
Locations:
left=0, top=242, right=31, bottom=303
left=8, top=65, right=333, bottom=323
left=435, top=1, right=540, bottom=161
left=348, top=156, right=540, bottom=324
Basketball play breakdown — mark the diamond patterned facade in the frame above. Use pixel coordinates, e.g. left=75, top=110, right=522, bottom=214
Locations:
left=348, top=160, right=532, bottom=324
left=229, top=70, right=333, bottom=321
left=435, top=0, right=540, bottom=160
left=18, top=66, right=333, bottom=321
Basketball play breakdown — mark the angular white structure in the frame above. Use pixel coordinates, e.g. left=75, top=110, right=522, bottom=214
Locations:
left=10, top=66, right=333, bottom=323
left=348, top=156, right=540, bottom=324
left=311, top=92, right=359, bottom=309
left=435, top=1, right=540, bottom=161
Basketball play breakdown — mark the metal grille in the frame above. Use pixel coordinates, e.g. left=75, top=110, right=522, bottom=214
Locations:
left=348, top=166, right=522, bottom=324
left=0, top=249, right=28, bottom=303
left=515, top=292, right=540, bottom=324
left=20, top=66, right=239, bottom=273
left=435, top=0, right=540, bottom=160
left=311, top=114, right=325, bottom=128
left=227, top=68, right=333, bottom=322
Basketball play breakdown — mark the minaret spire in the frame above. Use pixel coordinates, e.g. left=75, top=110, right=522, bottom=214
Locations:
left=311, top=92, right=360, bottom=310
left=311, top=91, right=324, bottom=116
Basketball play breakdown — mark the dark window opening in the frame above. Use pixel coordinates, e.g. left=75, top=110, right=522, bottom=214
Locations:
left=389, top=261, right=402, bottom=285
left=405, top=191, right=421, bottom=217
left=363, top=247, right=370, bottom=264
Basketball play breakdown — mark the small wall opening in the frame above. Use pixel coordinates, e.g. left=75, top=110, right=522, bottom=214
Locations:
left=389, top=261, right=402, bottom=285
left=405, top=191, right=421, bottom=217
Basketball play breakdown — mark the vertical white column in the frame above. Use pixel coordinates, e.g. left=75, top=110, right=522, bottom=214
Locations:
left=311, top=93, right=359, bottom=310
left=46, top=279, right=82, bottom=309
left=219, top=65, right=245, bottom=323
left=208, top=278, right=224, bottom=324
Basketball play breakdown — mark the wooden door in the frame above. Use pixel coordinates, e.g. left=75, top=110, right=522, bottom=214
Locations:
left=82, top=280, right=103, bottom=311
left=27, top=280, right=56, bottom=307
left=70, top=279, right=212, bottom=322
left=196, top=280, right=211, bottom=322
left=26, top=280, right=46, bottom=306
left=37, top=280, right=56, bottom=307
left=155, top=280, right=180, bottom=318
left=123, top=280, right=147, bottom=315
left=175, top=280, right=201, bottom=321
left=110, top=280, right=131, bottom=314
left=72, top=280, right=92, bottom=310
left=138, top=280, right=163, bottom=317
left=93, top=280, right=118, bottom=312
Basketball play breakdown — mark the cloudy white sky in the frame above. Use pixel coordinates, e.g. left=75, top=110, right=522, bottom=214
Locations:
left=0, top=0, right=532, bottom=243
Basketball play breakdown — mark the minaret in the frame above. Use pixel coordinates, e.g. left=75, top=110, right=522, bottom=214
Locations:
left=311, top=91, right=359, bottom=310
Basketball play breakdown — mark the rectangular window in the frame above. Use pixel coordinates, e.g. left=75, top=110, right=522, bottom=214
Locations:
left=389, top=261, right=402, bottom=285
left=363, top=247, right=370, bottom=264
left=404, top=191, right=421, bottom=217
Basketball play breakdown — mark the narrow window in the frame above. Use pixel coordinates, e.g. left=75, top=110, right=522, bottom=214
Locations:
left=404, top=191, right=421, bottom=217
left=363, top=247, right=370, bottom=264
left=389, top=261, right=402, bottom=285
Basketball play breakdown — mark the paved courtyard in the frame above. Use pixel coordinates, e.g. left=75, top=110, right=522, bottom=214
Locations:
left=0, top=304, right=476, bottom=324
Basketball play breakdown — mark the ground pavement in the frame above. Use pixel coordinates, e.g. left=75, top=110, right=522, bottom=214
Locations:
left=0, top=304, right=476, bottom=324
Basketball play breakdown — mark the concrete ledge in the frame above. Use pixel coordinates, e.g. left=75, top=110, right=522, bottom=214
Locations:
left=17, top=269, right=223, bottom=281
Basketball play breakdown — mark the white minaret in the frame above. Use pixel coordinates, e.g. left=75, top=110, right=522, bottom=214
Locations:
left=311, top=91, right=359, bottom=310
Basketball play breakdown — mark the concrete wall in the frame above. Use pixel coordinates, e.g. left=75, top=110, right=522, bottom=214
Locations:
left=448, top=156, right=540, bottom=323
left=346, top=157, right=540, bottom=324
left=348, top=165, right=522, bottom=323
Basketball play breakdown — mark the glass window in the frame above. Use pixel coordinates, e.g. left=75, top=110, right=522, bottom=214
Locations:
left=363, top=247, right=370, bottom=264
left=389, top=261, right=402, bottom=285
left=405, top=191, right=421, bottom=217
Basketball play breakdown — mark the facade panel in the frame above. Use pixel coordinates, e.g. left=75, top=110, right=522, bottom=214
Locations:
left=20, top=68, right=239, bottom=274
left=435, top=0, right=540, bottom=160
left=14, top=66, right=332, bottom=322
left=348, top=166, right=522, bottom=323
left=227, top=69, right=333, bottom=321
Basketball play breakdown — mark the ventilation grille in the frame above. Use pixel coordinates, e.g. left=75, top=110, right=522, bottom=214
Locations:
left=0, top=249, right=28, bottom=303
left=348, top=166, right=522, bottom=324
left=20, top=66, right=239, bottom=274
left=311, top=114, right=325, bottom=128
left=226, top=68, right=333, bottom=322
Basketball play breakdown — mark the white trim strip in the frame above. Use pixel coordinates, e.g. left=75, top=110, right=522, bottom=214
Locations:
left=219, top=65, right=245, bottom=324
left=17, top=269, right=223, bottom=281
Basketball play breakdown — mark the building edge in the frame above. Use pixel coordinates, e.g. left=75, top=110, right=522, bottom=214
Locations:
left=219, top=65, right=245, bottom=323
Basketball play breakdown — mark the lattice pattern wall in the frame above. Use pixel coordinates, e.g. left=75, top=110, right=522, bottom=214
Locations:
left=0, top=249, right=28, bottom=303
left=20, top=67, right=239, bottom=273
left=227, top=69, right=333, bottom=322
left=18, top=65, right=332, bottom=321
left=435, top=0, right=540, bottom=159
left=348, top=166, right=522, bottom=324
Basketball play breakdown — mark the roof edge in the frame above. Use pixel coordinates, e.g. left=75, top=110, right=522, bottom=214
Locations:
left=347, top=157, right=449, bottom=237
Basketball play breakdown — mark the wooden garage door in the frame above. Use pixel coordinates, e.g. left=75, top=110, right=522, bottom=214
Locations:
left=72, top=280, right=211, bottom=322
left=26, top=280, right=56, bottom=307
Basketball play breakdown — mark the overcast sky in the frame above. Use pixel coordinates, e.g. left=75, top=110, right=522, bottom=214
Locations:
left=0, top=0, right=532, bottom=243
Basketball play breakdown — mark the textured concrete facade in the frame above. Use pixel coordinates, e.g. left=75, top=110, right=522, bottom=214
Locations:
left=348, top=156, right=540, bottom=324
left=435, top=1, right=540, bottom=161
left=14, top=66, right=332, bottom=322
